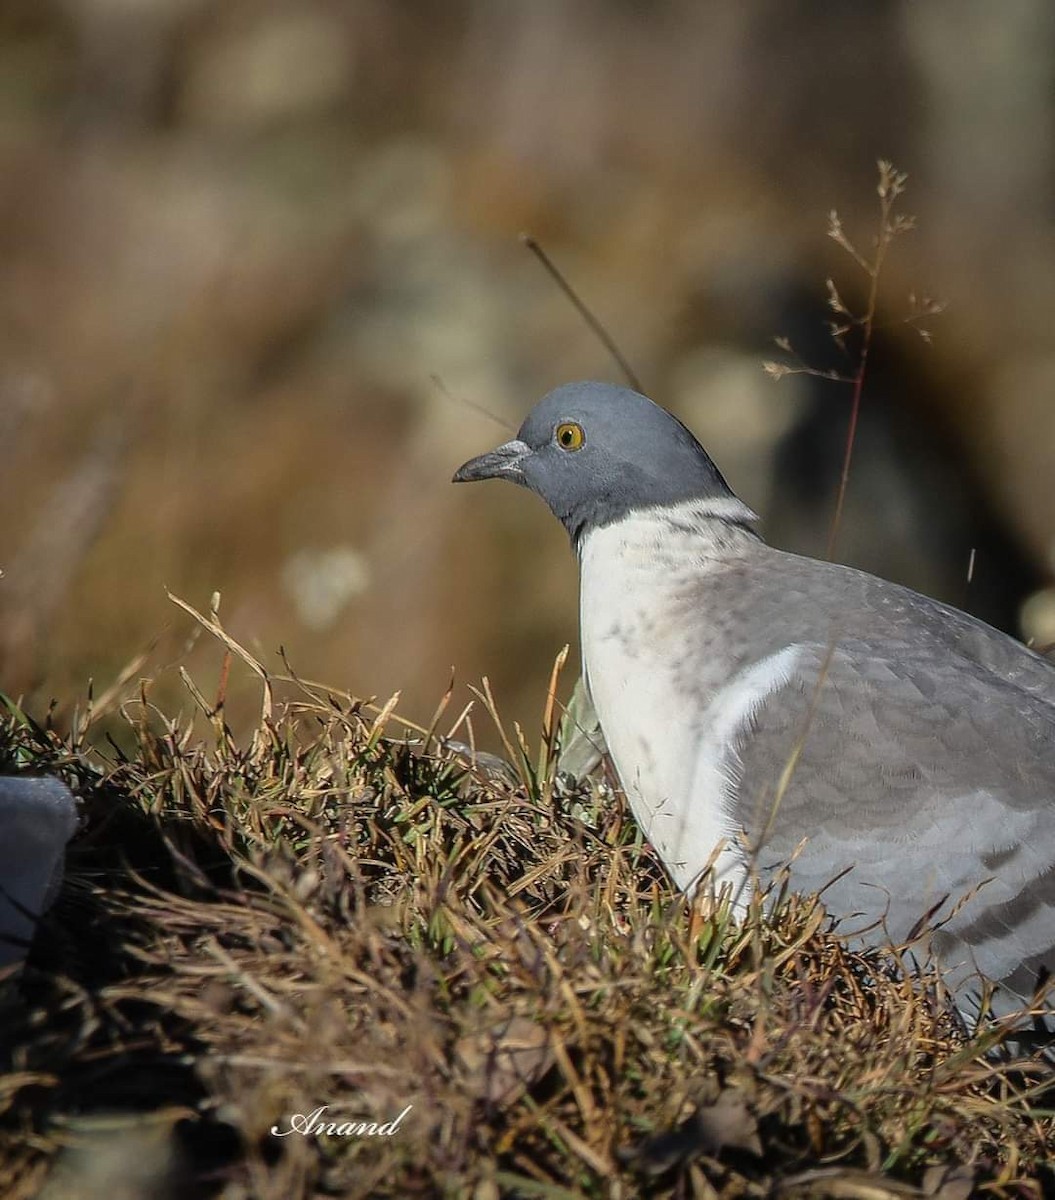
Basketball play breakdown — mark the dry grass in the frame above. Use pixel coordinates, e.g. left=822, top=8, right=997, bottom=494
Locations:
left=1, top=618, right=1054, bottom=1199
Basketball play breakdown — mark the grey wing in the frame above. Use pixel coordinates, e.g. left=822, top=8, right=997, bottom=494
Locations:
left=734, top=636, right=1055, bottom=1005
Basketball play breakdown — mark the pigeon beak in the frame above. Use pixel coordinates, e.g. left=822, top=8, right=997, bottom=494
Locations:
left=452, top=439, right=532, bottom=484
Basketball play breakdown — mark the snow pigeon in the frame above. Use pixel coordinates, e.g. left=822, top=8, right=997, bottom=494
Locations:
left=454, top=380, right=1055, bottom=1020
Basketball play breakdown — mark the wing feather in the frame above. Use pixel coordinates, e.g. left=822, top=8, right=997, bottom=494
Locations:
left=735, top=633, right=1055, bottom=1004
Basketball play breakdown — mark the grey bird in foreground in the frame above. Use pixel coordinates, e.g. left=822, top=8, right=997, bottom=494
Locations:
left=454, top=380, right=1055, bottom=1022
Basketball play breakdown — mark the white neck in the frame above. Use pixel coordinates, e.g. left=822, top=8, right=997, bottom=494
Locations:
left=577, top=495, right=759, bottom=564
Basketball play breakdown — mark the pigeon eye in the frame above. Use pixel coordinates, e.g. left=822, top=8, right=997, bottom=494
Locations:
left=555, top=421, right=585, bottom=452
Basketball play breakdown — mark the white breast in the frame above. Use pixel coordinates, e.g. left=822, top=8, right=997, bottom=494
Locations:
left=578, top=505, right=800, bottom=899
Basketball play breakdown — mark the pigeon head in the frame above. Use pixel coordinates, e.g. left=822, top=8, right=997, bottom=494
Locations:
left=452, top=381, right=743, bottom=545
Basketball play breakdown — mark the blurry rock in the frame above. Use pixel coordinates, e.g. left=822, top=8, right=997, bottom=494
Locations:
left=38, top=1115, right=180, bottom=1200
left=282, top=544, right=371, bottom=632
left=180, top=7, right=352, bottom=130
left=60, top=0, right=195, bottom=125
left=669, top=346, right=809, bottom=512
left=1021, top=587, right=1055, bottom=652
left=344, top=139, right=516, bottom=410
left=983, top=353, right=1055, bottom=568
left=0, top=776, right=79, bottom=969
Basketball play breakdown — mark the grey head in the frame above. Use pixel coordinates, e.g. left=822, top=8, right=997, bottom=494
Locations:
left=452, top=381, right=744, bottom=545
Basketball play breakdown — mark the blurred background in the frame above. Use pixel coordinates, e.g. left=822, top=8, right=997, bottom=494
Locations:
left=0, top=0, right=1053, bottom=743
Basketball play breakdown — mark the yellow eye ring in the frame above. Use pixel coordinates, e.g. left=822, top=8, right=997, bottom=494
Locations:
left=555, top=421, right=585, bottom=452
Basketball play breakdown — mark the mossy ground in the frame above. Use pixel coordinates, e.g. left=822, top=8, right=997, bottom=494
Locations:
left=1, top=613, right=1053, bottom=1199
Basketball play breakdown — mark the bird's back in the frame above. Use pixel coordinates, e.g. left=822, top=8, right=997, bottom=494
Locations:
left=729, top=541, right=1055, bottom=1014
